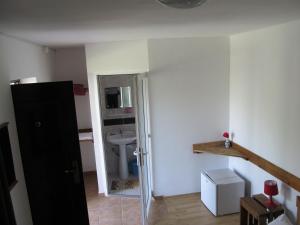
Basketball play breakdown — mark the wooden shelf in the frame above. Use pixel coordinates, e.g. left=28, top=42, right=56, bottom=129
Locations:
left=193, top=141, right=248, bottom=159
left=78, top=128, right=93, bottom=142
left=193, top=140, right=300, bottom=192
left=79, top=128, right=92, bottom=133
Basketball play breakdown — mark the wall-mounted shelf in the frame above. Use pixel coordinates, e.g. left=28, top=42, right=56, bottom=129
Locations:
left=193, top=141, right=247, bottom=159
left=79, top=128, right=93, bottom=142
left=193, top=140, right=300, bottom=192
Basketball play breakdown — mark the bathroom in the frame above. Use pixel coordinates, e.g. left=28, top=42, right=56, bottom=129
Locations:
left=98, top=74, right=140, bottom=196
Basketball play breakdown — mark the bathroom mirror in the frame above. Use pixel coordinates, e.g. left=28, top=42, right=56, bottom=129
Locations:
left=105, top=86, right=132, bottom=109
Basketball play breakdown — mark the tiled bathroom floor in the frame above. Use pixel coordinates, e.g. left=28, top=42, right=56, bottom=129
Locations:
left=108, top=174, right=140, bottom=196
left=84, top=172, right=142, bottom=225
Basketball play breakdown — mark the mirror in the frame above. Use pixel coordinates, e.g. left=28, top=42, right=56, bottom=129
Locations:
left=105, top=86, right=132, bottom=109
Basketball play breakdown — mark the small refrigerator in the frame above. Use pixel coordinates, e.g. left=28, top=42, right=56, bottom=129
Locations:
left=201, top=168, right=245, bottom=216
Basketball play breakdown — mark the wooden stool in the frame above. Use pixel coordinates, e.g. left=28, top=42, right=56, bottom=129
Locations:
left=240, top=194, right=284, bottom=225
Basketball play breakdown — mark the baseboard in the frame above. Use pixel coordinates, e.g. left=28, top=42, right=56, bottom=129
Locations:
left=152, top=192, right=200, bottom=200
left=152, top=195, right=164, bottom=200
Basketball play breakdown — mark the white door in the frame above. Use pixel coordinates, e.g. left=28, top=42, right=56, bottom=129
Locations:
left=135, top=74, right=153, bottom=225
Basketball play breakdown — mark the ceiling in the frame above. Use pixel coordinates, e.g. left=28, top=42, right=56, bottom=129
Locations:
left=1, top=0, right=300, bottom=47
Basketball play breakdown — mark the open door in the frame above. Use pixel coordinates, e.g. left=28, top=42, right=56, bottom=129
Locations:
left=11, top=81, right=89, bottom=225
left=135, top=74, right=153, bottom=225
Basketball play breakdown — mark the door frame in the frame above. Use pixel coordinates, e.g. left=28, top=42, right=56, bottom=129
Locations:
left=87, top=72, right=153, bottom=196
left=87, top=73, right=109, bottom=195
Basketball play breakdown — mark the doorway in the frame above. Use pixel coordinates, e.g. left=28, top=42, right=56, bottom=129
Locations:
left=87, top=73, right=153, bottom=225
left=98, top=74, right=139, bottom=196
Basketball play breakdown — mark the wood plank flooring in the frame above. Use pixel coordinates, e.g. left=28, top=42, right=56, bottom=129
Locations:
left=149, top=193, right=240, bottom=225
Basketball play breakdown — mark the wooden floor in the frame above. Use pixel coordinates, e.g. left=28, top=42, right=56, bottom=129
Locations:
left=84, top=173, right=240, bottom=225
left=149, top=193, right=240, bottom=225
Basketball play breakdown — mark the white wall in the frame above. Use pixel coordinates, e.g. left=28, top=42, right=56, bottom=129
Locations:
left=53, top=47, right=96, bottom=172
left=85, top=38, right=230, bottom=195
left=0, top=34, right=54, bottom=225
left=229, top=20, right=300, bottom=222
left=148, top=37, right=230, bottom=196
left=54, top=47, right=91, bottom=128
left=85, top=40, right=149, bottom=75
left=85, top=40, right=149, bottom=193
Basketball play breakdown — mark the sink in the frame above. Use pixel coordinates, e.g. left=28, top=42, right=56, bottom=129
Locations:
left=107, top=132, right=136, bottom=179
left=107, top=133, right=136, bottom=145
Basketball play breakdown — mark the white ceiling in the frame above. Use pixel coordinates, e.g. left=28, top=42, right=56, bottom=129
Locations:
left=1, top=0, right=300, bottom=47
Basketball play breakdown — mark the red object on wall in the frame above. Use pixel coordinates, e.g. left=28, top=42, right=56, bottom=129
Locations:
left=73, top=84, right=87, bottom=96
left=264, top=180, right=279, bottom=208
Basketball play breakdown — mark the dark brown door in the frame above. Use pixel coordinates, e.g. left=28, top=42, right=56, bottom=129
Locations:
left=11, top=81, right=89, bottom=225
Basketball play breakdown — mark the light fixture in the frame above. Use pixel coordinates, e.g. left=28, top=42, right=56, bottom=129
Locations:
left=157, top=0, right=207, bottom=9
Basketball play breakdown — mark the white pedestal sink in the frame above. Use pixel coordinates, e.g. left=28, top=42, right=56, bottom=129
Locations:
left=107, top=132, right=136, bottom=180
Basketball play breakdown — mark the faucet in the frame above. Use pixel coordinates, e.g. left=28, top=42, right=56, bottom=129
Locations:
left=119, top=129, right=123, bottom=135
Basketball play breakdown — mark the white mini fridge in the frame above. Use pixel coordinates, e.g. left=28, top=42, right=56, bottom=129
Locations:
left=201, top=168, right=245, bottom=216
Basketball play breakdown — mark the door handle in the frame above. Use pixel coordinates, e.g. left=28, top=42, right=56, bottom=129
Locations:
left=134, top=148, right=144, bottom=166
left=133, top=150, right=140, bottom=166
left=64, top=169, right=75, bottom=174
left=64, top=160, right=80, bottom=184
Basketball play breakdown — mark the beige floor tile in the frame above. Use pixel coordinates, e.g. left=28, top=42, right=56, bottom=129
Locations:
left=84, top=172, right=142, bottom=225
left=88, top=210, right=100, bottom=225
left=98, top=218, right=122, bottom=225
left=84, top=173, right=239, bottom=225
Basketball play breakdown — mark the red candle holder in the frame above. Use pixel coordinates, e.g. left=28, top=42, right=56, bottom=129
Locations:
left=264, top=180, right=279, bottom=208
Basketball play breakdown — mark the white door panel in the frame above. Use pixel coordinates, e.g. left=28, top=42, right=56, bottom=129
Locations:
left=135, top=74, right=152, bottom=225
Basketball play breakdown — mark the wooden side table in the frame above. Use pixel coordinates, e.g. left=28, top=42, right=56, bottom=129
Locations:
left=240, top=194, right=284, bottom=225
